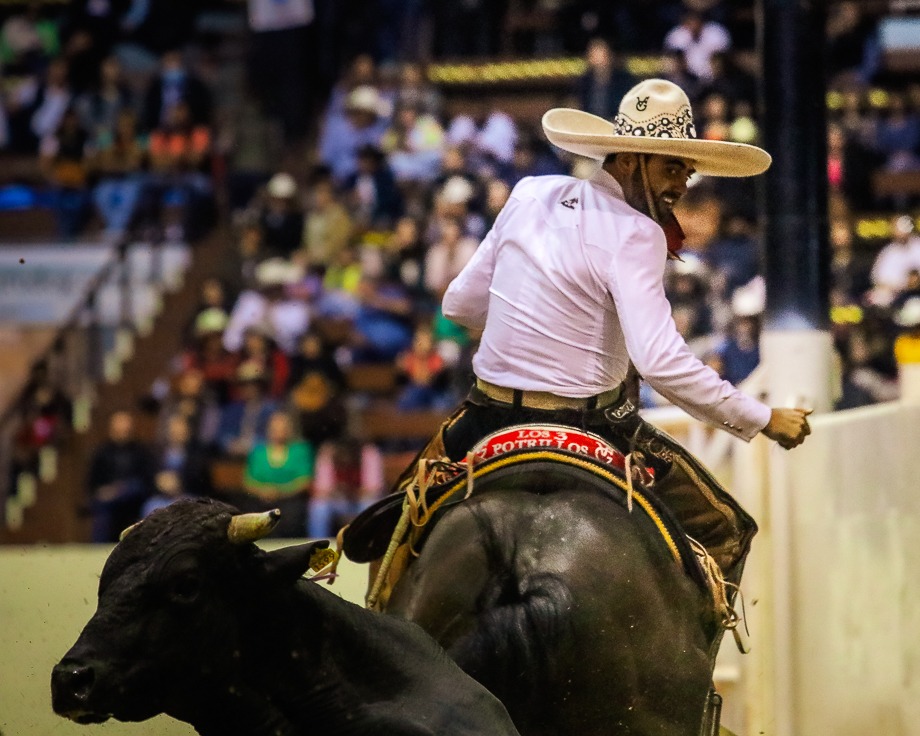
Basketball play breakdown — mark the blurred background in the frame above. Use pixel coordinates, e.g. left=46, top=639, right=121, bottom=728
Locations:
left=1, top=0, right=919, bottom=733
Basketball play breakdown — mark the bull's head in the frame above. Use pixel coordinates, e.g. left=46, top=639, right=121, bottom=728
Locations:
left=51, top=499, right=329, bottom=727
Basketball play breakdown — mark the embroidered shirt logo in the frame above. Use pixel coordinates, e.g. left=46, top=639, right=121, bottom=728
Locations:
left=636, top=96, right=649, bottom=111
left=560, top=197, right=579, bottom=209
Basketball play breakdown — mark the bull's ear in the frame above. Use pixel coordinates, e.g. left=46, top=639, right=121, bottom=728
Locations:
left=260, top=541, right=331, bottom=584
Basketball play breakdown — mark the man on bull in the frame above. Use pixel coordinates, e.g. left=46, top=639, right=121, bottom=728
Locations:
left=391, top=79, right=811, bottom=590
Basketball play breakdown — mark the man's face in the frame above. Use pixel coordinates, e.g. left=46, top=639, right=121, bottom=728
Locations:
left=620, top=153, right=695, bottom=220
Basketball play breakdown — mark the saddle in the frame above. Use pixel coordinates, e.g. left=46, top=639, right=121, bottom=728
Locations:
left=342, top=424, right=709, bottom=599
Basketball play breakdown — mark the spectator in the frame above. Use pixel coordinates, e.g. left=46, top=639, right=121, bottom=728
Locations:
left=344, top=143, right=404, bottom=230
left=249, top=173, right=306, bottom=260
left=223, top=257, right=310, bottom=354
left=8, top=363, right=70, bottom=494
left=663, top=9, right=731, bottom=82
left=873, top=93, right=920, bottom=173
left=156, top=368, right=221, bottom=450
left=446, top=99, right=517, bottom=172
left=572, top=38, right=637, bottom=121
left=836, top=326, right=899, bottom=409
left=235, top=326, right=290, bottom=399
left=482, top=177, right=511, bottom=231
left=242, top=410, right=314, bottom=537
left=424, top=215, right=478, bottom=297
left=706, top=213, right=760, bottom=295
left=350, top=273, right=415, bottom=362
left=142, top=48, right=212, bottom=132
left=75, top=55, right=132, bottom=146
left=92, top=108, right=147, bottom=239
left=503, top=134, right=566, bottom=185
left=148, top=99, right=213, bottom=240
left=827, top=120, right=880, bottom=209
left=186, top=276, right=231, bottom=337
left=216, top=361, right=279, bottom=458
left=698, top=92, right=731, bottom=141
left=869, top=215, right=920, bottom=306
left=382, top=215, right=428, bottom=301
left=0, top=1, right=57, bottom=75
left=829, top=217, right=873, bottom=306
left=395, top=323, right=451, bottom=411
left=395, top=61, right=442, bottom=118
left=382, top=99, right=445, bottom=184
left=665, top=255, right=714, bottom=340
left=716, top=279, right=764, bottom=386
left=298, top=177, right=354, bottom=269
left=317, top=245, right=364, bottom=319
left=86, top=410, right=154, bottom=543
left=287, top=329, right=346, bottom=446
left=39, top=106, right=92, bottom=238
left=826, top=0, right=875, bottom=84
left=246, top=0, right=315, bottom=146
left=307, top=436, right=384, bottom=539
left=661, top=49, right=703, bottom=104
left=318, top=84, right=389, bottom=184
left=323, top=53, right=378, bottom=124
left=36, top=55, right=74, bottom=132
left=179, top=308, right=238, bottom=405
left=699, top=52, right=756, bottom=108
left=431, top=174, right=486, bottom=240
left=141, top=414, right=211, bottom=517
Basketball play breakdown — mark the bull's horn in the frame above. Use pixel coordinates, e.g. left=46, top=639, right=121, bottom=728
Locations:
left=227, top=509, right=281, bottom=544
left=119, top=520, right=143, bottom=542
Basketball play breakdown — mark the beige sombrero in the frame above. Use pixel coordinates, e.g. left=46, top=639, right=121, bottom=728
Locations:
left=542, top=79, right=771, bottom=177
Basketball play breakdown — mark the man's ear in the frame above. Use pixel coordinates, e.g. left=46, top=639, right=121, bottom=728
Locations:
left=615, top=152, right=639, bottom=175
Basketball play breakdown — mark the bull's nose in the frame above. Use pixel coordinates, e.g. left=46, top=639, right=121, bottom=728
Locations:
left=51, top=661, right=96, bottom=705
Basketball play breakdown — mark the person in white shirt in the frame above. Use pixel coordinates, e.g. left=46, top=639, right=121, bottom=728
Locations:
left=663, top=10, right=731, bottom=81
left=394, top=79, right=812, bottom=584
left=869, top=215, right=920, bottom=306
left=223, top=258, right=310, bottom=355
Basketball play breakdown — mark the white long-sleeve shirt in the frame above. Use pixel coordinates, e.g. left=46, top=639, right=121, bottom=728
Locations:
left=442, top=167, right=771, bottom=441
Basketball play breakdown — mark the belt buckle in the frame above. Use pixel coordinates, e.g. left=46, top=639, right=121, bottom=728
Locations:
left=604, top=397, right=636, bottom=421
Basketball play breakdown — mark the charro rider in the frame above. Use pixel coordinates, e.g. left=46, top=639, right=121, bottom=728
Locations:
left=388, top=78, right=812, bottom=589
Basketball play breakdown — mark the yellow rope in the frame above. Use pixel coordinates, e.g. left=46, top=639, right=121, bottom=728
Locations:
left=366, top=498, right=412, bottom=611
left=687, top=535, right=748, bottom=651
left=463, top=451, right=475, bottom=500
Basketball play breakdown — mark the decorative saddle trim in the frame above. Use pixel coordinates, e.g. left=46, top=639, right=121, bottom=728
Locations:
left=470, top=424, right=632, bottom=471
left=422, top=448, right=681, bottom=565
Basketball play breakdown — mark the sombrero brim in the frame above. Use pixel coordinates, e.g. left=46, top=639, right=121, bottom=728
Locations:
left=542, top=108, right=771, bottom=178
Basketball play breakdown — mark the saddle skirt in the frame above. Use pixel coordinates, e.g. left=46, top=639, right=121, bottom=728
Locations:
left=342, top=423, right=704, bottom=588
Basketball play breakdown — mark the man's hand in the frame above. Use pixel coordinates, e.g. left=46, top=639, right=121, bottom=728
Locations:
left=761, top=408, right=813, bottom=450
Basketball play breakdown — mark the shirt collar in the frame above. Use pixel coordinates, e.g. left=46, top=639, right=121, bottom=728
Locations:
left=588, top=165, right=626, bottom=201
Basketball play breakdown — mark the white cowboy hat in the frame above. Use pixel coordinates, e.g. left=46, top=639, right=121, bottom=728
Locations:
left=895, top=296, right=920, bottom=328
left=346, top=85, right=390, bottom=118
left=542, top=79, right=771, bottom=177
left=255, top=258, right=304, bottom=287
left=267, top=173, right=297, bottom=199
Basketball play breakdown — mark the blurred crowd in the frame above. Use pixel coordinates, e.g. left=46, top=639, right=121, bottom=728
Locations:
left=3, top=0, right=920, bottom=540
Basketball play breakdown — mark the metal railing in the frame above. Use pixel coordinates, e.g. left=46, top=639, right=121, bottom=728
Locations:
left=0, top=238, right=172, bottom=528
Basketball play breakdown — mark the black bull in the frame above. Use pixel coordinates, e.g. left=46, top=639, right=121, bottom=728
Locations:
left=51, top=499, right=520, bottom=736
left=365, top=475, right=727, bottom=736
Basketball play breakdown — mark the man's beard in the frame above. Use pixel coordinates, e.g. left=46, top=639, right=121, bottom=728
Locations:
left=626, top=166, right=679, bottom=230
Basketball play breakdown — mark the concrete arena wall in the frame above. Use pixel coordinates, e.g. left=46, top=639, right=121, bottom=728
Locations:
left=0, top=543, right=369, bottom=736
left=732, top=401, right=920, bottom=736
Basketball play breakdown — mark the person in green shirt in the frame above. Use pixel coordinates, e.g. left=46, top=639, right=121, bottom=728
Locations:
left=243, top=411, right=314, bottom=536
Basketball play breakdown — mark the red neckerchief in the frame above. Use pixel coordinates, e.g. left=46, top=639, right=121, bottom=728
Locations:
left=662, top=215, right=686, bottom=260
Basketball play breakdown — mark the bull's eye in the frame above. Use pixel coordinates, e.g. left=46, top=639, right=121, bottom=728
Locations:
left=169, top=573, right=201, bottom=605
